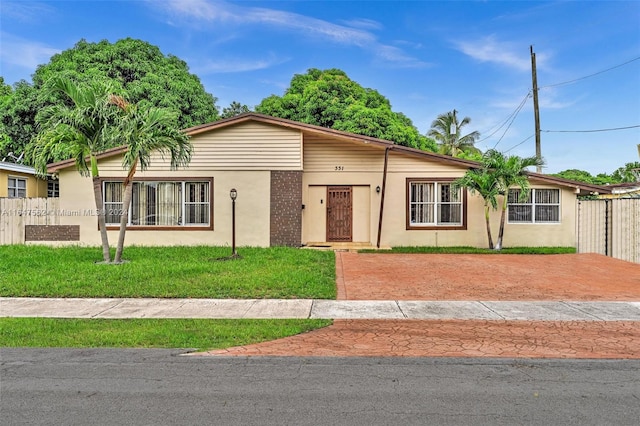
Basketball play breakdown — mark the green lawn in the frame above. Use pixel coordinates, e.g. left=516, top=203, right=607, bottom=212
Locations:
left=0, top=318, right=331, bottom=351
left=0, top=245, right=336, bottom=299
left=0, top=245, right=335, bottom=350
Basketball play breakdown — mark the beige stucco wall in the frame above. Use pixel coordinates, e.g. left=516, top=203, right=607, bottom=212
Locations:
left=303, top=184, right=373, bottom=243
left=52, top=121, right=305, bottom=247
left=301, top=140, right=579, bottom=248
left=48, top=122, right=579, bottom=249
left=0, top=171, right=48, bottom=198
left=56, top=166, right=272, bottom=247
left=381, top=175, right=578, bottom=248
left=499, top=185, right=578, bottom=247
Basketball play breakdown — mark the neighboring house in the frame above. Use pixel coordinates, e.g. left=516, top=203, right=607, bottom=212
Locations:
left=598, top=182, right=640, bottom=199
left=45, top=113, right=609, bottom=248
left=0, top=161, right=58, bottom=198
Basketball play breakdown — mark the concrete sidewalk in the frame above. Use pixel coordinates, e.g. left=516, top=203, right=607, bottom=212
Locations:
left=2, top=297, right=639, bottom=321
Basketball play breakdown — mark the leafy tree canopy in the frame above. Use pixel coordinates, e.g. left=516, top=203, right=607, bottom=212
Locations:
left=1, top=38, right=219, bottom=163
left=552, top=163, right=640, bottom=185
left=611, top=162, right=640, bottom=183
left=0, top=77, right=12, bottom=97
left=256, top=68, right=437, bottom=151
left=221, top=101, right=251, bottom=119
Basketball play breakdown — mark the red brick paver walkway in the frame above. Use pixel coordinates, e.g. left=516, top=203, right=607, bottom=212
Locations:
left=197, top=253, right=640, bottom=359
left=199, top=319, right=640, bottom=359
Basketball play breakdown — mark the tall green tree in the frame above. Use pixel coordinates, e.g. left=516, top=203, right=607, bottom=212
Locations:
left=428, top=110, right=480, bottom=157
left=453, top=169, right=499, bottom=249
left=2, top=38, right=218, bottom=162
left=31, top=77, right=126, bottom=262
left=111, top=97, right=192, bottom=263
left=483, top=149, right=544, bottom=250
left=611, top=162, right=640, bottom=183
left=256, top=68, right=436, bottom=151
left=552, top=169, right=616, bottom=185
left=0, top=78, right=12, bottom=155
left=0, top=80, right=42, bottom=159
left=221, top=101, right=251, bottom=119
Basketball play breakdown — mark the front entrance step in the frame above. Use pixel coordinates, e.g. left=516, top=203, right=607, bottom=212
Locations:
left=302, top=242, right=391, bottom=252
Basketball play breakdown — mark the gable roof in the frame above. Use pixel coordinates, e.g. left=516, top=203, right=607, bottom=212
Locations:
left=185, top=112, right=484, bottom=168
left=46, top=112, right=611, bottom=195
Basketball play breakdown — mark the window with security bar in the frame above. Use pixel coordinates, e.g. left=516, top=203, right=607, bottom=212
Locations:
left=508, top=188, right=560, bottom=223
left=408, top=180, right=463, bottom=227
left=103, top=180, right=211, bottom=228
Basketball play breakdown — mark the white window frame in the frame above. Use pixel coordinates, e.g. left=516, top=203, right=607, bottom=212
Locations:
left=47, top=180, right=60, bottom=198
left=102, top=179, right=212, bottom=229
left=8, top=176, right=27, bottom=198
left=508, top=188, right=561, bottom=224
left=407, top=179, right=465, bottom=229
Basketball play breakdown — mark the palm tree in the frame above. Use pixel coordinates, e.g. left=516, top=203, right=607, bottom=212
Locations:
left=453, top=169, right=499, bottom=249
left=483, top=149, right=544, bottom=250
left=428, top=110, right=480, bottom=157
left=31, top=77, right=124, bottom=262
left=112, top=99, right=192, bottom=263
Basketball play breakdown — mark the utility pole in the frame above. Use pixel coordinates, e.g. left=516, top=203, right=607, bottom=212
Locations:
left=530, top=45, right=542, bottom=173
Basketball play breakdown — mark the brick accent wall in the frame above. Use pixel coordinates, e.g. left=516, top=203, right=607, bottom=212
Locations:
left=270, top=171, right=302, bottom=246
left=25, top=225, right=80, bottom=241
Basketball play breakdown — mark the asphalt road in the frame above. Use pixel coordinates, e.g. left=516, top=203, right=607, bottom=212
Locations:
left=1, top=348, right=639, bottom=425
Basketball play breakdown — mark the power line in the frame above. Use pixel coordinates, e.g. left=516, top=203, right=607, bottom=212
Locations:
left=539, top=56, right=640, bottom=90
left=542, top=125, right=640, bottom=133
left=477, top=91, right=531, bottom=144
left=492, top=92, right=531, bottom=149
left=504, top=134, right=535, bottom=153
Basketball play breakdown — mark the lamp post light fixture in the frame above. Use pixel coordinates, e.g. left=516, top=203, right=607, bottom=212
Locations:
left=229, top=188, right=238, bottom=257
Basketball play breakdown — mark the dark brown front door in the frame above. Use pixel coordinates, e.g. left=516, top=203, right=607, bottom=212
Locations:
left=327, top=186, right=352, bottom=242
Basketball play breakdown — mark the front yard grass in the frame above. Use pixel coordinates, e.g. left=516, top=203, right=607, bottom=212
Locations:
left=0, top=245, right=335, bottom=350
left=0, top=245, right=336, bottom=299
left=0, top=318, right=331, bottom=351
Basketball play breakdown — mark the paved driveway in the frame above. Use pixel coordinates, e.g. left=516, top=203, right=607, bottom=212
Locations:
left=203, top=253, right=640, bottom=359
left=336, top=252, right=640, bottom=301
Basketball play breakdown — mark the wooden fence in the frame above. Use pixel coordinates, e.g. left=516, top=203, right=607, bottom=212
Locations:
left=0, top=198, right=60, bottom=244
left=577, top=198, right=640, bottom=263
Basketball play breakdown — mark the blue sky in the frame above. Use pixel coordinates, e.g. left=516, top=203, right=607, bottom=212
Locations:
left=1, top=0, right=639, bottom=175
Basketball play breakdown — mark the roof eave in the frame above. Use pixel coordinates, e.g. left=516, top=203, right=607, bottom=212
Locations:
left=46, top=145, right=129, bottom=173
left=526, top=171, right=612, bottom=194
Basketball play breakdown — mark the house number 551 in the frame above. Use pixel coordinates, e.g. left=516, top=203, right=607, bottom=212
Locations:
left=335, top=166, right=344, bottom=171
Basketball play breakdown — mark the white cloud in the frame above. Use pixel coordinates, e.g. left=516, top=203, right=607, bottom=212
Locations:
left=193, top=53, right=289, bottom=74
left=537, top=86, right=578, bottom=110
left=0, top=33, right=60, bottom=70
left=153, top=0, right=375, bottom=45
left=339, top=18, right=384, bottom=31
left=374, top=45, right=429, bottom=68
left=148, top=0, right=424, bottom=68
left=1, top=1, right=55, bottom=23
left=453, top=35, right=532, bottom=72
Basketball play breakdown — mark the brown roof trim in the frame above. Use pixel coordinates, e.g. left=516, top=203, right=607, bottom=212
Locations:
left=526, top=172, right=612, bottom=194
left=47, top=145, right=128, bottom=173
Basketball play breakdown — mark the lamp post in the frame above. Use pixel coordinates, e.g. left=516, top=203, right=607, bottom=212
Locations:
left=230, top=188, right=238, bottom=257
